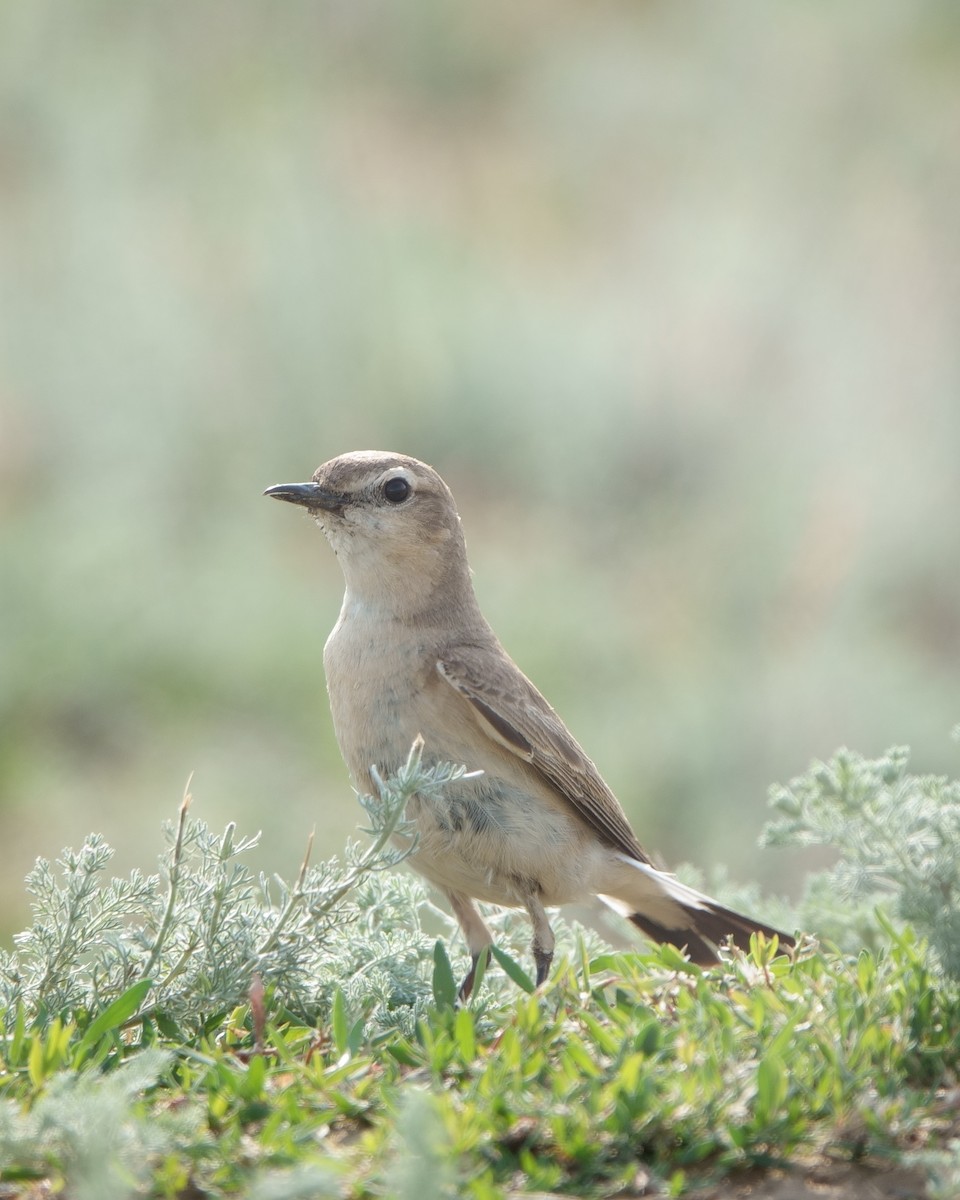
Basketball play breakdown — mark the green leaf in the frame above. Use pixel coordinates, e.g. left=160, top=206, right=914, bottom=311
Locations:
left=347, top=1017, right=366, bottom=1057
left=240, top=1052, right=267, bottom=1099
left=74, top=979, right=152, bottom=1064
left=577, top=933, right=592, bottom=989
left=154, top=1011, right=181, bottom=1040
left=491, top=946, right=535, bottom=995
left=765, top=1014, right=801, bottom=1062
left=27, top=1033, right=44, bottom=1089
left=562, top=1034, right=600, bottom=1078
left=432, top=940, right=458, bottom=1010
left=657, top=944, right=701, bottom=974
left=667, top=1170, right=687, bottom=1197
left=755, top=1053, right=788, bottom=1125
left=579, top=1011, right=620, bottom=1056
left=454, top=1006, right=476, bottom=1062
left=26, top=1018, right=72, bottom=1086
left=332, top=987, right=349, bottom=1055
left=8, top=1005, right=27, bottom=1069
left=587, top=953, right=625, bottom=974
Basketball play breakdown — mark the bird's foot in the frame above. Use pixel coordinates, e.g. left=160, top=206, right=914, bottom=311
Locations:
left=457, top=954, right=480, bottom=1002
left=534, top=947, right=553, bottom=987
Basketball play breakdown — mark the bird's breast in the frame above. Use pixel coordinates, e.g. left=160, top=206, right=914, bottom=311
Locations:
left=322, top=608, right=435, bottom=792
left=322, top=604, right=602, bottom=907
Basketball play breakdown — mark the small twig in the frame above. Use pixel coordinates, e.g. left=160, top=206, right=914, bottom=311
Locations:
left=140, top=777, right=193, bottom=981
left=153, top=934, right=201, bottom=992
left=254, top=828, right=316, bottom=959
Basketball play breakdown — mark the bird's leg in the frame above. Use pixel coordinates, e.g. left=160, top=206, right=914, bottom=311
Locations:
left=446, top=890, right=493, bottom=1001
left=524, top=891, right=555, bottom=987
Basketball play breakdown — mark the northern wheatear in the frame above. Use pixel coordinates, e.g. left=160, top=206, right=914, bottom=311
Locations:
left=265, top=451, right=793, bottom=996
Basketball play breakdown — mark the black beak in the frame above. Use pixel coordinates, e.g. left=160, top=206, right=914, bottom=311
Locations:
left=263, top=482, right=343, bottom=510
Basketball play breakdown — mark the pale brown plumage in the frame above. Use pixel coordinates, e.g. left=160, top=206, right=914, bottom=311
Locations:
left=435, top=649, right=649, bottom=863
left=265, top=451, right=794, bottom=994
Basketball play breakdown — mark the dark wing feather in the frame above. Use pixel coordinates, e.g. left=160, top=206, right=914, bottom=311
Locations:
left=437, top=646, right=651, bottom=865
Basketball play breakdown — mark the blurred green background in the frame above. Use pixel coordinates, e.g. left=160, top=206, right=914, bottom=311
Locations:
left=2, top=2, right=958, bottom=936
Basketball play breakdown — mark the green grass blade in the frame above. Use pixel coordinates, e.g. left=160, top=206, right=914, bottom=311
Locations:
left=491, top=946, right=535, bottom=994
left=75, top=979, right=153, bottom=1063
left=432, top=940, right=458, bottom=1010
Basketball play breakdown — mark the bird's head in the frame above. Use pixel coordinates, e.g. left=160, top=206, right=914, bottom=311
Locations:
left=265, top=451, right=474, bottom=617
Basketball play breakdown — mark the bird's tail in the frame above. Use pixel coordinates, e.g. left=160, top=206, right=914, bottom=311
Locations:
left=599, top=855, right=794, bottom=965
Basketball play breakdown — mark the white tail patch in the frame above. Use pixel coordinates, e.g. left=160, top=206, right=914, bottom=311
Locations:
left=599, top=854, right=714, bottom=914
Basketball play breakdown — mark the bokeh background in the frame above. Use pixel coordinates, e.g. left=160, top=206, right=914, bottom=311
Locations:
left=2, top=2, right=958, bottom=936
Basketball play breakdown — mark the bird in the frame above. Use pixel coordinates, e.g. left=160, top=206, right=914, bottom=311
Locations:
left=265, top=451, right=794, bottom=997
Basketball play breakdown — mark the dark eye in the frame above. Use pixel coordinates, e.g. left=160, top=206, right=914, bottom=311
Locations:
left=383, top=476, right=410, bottom=503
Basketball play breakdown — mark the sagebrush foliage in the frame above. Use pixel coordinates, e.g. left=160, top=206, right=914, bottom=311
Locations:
left=0, top=743, right=480, bottom=1032
left=6, top=931, right=956, bottom=1199
left=3, top=739, right=960, bottom=1196
left=7, top=736, right=960, bottom=1043
left=763, top=742, right=960, bottom=976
